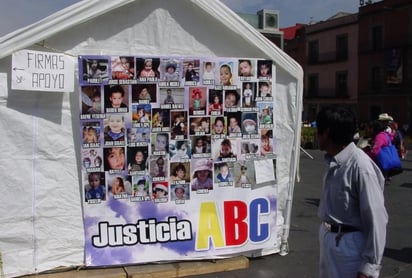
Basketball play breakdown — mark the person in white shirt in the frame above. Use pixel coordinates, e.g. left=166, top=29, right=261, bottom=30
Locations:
left=316, top=106, right=388, bottom=278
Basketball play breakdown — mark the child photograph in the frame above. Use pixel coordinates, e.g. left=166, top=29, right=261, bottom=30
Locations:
left=82, top=57, right=108, bottom=82
left=81, top=85, right=102, bottom=114
left=202, top=61, right=216, bottom=85
left=104, top=84, right=129, bottom=113
left=136, top=57, right=160, bottom=78
left=131, top=83, right=157, bottom=103
left=84, top=172, right=106, bottom=202
left=189, top=87, right=207, bottom=115
left=111, top=56, right=135, bottom=80
left=104, top=114, right=125, bottom=143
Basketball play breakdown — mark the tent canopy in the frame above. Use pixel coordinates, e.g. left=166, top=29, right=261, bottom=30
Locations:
left=0, top=1, right=303, bottom=277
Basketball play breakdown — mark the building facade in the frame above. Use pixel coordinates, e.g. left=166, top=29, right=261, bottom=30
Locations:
left=281, top=0, right=412, bottom=129
left=357, top=0, right=412, bottom=128
left=300, top=14, right=359, bottom=122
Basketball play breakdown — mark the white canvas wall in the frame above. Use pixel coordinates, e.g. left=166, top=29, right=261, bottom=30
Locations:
left=0, top=1, right=302, bottom=277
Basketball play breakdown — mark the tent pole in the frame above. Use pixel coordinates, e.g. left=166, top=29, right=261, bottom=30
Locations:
left=300, top=147, right=314, bottom=159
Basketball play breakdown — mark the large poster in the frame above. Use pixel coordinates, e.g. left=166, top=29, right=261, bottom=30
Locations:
left=79, top=55, right=278, bottom=266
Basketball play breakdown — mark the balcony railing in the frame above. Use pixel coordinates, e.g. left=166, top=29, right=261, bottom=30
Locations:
left=306, top=88, right=349, bottom=98
left=308, top=51, right=348, bottom=64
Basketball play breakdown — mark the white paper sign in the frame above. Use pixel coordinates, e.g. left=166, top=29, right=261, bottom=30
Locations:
left=0, top=73, right=8, bottom=100
left=254, top=159, right=275, bottom=184
left=11, top=49, right=74, bottom=92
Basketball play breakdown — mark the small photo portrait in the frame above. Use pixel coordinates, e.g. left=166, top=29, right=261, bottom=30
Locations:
left=82, top=148, right=103, bottom=170
left=93, top=155, right=103, bottom=169
left=190, top=158, right=214, bottom=191
left=132, top=104, right=151, bottom=125
left=84, top=172, right=106, bottom=202
left=234, top=160, right=255, bottom=188
left=224, top=89, right=240, bottom=109
left=226, top=112, right=242, bottom=135
left=160, top=87, right=185, bottom=106
left=161, top=58, right=181, bottom=82
left=258, top=103, right=274, bottom=126
left=238, top=59, right=254, bottom=77
left=208, top=89, right=223, bottom=115
left=241, top=113, right=258, bottom=135
left=127, top=146, right=148, bottom=174
left=111, top=56, right=135, bottom=80
left=170, top=140, right=191, bottom=162
left=104, top=114, right=125, bottom=143
left=152, top=181, right=169, bottom=202
left=132, top=176, right=150, bottom=198
left=219, top=62, right=234, bottom=86
left=202, top=61, right=216, bottom=84
left=171, top=183, right=189, bottom=201
left=136, top=127, right=151, bottom=144
left=82, top=122, right=101, bottom=145
left=258, top=81, right=272, bottom=98
left=170, top=162, right=190, bottom=184
left=104, top=147, right=126, bottom=171
left=108, top=174, right=132, bottom=197
left=192, top=135, right=211, bottom=156
left=240, top=140, right=260, bottom=157
left=136, top=57, right=160, bottom=78
left=151, top=133, right=169, bottom=153
left=127, top=127, right=139, bottom=143
left=189, top=116, right=210, bottom=135
left=81, top=57, right=109, bottom=82
left=82, top=157, right=92, bottom=170
left=260, top=129, right=274, bottom=156
left=189, top=87, right=207, bottom=115
left=127, top=127, right=150, bottom=145
left=257, top=60, right=272, bottom=79
left=150, top=155, right=168, bottom=178
left=171, top=111, right=188, bottom=139
left=214, top=162, right=233, bottom=183
left=104, top=84, right=129, bottom=113
left=152, top=108, right=170, bottom=129
left=132, top=83, right=157, bottom=103
left=212, top=138, right=237, bottom=161
left=211, top=116, right=227, bottom=136
left=242, top=82, right=256, bottom=108
left=81, top=85, right=102, bottom=114
left=183, top=59, right=200, bottom=83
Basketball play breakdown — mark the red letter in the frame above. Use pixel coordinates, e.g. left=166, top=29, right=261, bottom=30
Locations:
left=224, top=201, right=248, bottom=246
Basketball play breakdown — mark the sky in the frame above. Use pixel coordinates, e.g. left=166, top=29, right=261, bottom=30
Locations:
left=0, top=0, right=368, bottom=37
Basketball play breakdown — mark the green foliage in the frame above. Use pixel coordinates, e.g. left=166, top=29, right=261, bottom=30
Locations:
left=301, top=127, right=316, bottom=148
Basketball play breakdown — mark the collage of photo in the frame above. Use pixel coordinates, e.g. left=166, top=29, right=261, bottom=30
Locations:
left=79, top=55, right=277, bottom=205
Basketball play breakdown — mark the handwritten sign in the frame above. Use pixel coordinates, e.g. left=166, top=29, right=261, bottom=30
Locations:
left=12, top=49, right=74, bottom=92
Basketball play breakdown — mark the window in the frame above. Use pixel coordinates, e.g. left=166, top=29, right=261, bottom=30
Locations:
left=308, top=40, right=319, bottom=63
left=372, top=26, right=383, bottom=51
left=308, top=74, right=319, bottom=97
left=336, top=71, right=348, bottom=97
left=371, top=66, right=382, bottom=90
left=336, top=34, right=348, bottom=60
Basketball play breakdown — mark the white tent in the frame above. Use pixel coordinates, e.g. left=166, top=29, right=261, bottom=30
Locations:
left=0, top=0, right=303, bottom=277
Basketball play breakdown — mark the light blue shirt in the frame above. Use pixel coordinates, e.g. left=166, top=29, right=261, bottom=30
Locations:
left=318, top=142, right=388, bottom=277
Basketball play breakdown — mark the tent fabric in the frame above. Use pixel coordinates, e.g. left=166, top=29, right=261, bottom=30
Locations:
left=0, top=0, right=303, bottom=277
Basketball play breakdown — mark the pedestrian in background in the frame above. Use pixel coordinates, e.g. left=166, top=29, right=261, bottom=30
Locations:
left=316, top=106, right=387, bottom=278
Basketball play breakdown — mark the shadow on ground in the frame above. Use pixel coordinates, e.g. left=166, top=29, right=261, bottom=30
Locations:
left=305, top=198, right=320, bottom=207
left=400, top=183, right=412, bottom=188
left=384, top=247, right=412, bottom=263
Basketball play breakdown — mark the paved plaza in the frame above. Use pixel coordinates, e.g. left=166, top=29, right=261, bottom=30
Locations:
left=196, top=147, right=412, bottom=278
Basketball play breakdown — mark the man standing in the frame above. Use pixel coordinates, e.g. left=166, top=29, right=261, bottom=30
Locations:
left=316, top=106, right=388, bottom=278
